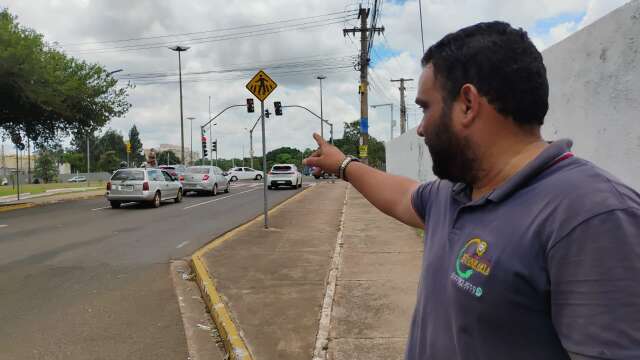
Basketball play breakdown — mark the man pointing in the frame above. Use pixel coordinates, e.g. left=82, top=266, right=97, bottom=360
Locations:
left=304, top=21, right=640, bottom=360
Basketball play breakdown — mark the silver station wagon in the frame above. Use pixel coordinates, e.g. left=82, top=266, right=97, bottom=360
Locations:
left=106, top=168, right=183, bottom=208
left=182, top=166, right=230, bottom=196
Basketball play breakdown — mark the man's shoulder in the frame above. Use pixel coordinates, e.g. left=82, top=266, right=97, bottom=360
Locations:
left=529, top=157, right=640, bottom=238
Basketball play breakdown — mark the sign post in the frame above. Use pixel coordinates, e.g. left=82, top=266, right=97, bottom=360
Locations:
left=246, top=69, right=277, bottom=229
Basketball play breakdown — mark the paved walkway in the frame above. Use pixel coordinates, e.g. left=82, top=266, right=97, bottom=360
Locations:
left=198, top=183, right=423, bottom=359
left=328, top=186, right=423, bottom=360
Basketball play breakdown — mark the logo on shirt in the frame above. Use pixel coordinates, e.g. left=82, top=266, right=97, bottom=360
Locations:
left=450, top=238, right=492, bottom=298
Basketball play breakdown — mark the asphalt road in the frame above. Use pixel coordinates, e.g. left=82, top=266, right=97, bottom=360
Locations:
left=0, top=179, right=316, bottom=360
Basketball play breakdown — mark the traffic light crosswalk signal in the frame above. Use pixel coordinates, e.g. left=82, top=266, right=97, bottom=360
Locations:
left=274, top=101, right=282, bottom=116
left=211, top=140, right=217, bottom=152
left=201, top=136, right=208, bottom=158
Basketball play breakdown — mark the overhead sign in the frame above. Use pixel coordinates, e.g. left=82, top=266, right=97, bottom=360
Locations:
left=359, top=145, right=368, bottom=158
left=246, top=70, right=277, bottom=102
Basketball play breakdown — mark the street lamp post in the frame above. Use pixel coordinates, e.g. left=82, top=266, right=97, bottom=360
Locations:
left=371, top=103, right=395, bottom=141
left=316, top=75, right=326, bottom=139
left=186, top=117, right=195, bottom=165
left=168, top=45, right=190, bottom=165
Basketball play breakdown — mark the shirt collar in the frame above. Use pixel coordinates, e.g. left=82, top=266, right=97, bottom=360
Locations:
left=450, top=139, right=574, bottom=204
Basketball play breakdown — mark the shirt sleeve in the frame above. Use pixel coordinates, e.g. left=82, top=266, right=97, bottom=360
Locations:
left=411, top=181, right=435, bottom=223
left=547, top=208, right=640, bottom=359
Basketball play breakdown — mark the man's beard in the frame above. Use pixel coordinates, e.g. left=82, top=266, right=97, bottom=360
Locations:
left=424, top=105, right=478, bottom=185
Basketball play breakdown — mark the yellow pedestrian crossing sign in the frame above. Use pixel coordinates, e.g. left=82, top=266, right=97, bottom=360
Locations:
left=246, top=70, right=277, bottom=102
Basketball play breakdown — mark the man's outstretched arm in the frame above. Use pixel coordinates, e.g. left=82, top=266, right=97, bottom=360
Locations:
left=303, top=133, right=424, bottom=229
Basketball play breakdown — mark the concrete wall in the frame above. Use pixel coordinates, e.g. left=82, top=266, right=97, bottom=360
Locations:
left=542, top=0, right=640, bottom=189
left=386, top=0, right=640, bottom=191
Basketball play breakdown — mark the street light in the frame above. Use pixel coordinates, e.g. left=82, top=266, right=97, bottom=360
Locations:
left=107, top=69, right=123, bottom=76
left=316, top=75, right=326, bottom=139
left=186, top=116, right=195, bottom=165
left=371, top=103, right=395, bottom=141
left=168, top=45, right=190, bottom=164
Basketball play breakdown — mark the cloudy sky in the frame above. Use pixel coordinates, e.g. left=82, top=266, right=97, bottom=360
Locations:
left=1, top=0, right=630, bottom=159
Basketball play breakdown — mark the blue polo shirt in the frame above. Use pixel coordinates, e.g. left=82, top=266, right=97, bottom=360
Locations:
left=407, top=139, right=640, bottom=359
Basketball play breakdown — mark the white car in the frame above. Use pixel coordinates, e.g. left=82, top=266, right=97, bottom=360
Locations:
left=182, top=166, right=230, bottom=195
left=225, top=167, right=264, bottom=181
left=267, top=164, right=303, bottom=189
left=68, top=176, right=87, bottom=182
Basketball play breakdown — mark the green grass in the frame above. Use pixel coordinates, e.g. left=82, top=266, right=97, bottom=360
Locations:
left=0, top=181, right=106, bottom=197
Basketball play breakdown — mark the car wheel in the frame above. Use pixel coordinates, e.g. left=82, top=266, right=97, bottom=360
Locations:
left=230, top=176, right=238, bottom=182
left=151, top=192, right=161, bottom=208
left=268, top=185, right=272, bottom=190
left=322, top=172, right=330, bottom=179
left=255, top=174, right=262, bottom=180
left=174, top=189, right=183, bottom=203
left=313, top=175, right=320, bottom=179
left=298, top=180, right=302, bottom=188
left=212, top=184, right=218, bottom=196
left=110, top=201, right=121, bottom=209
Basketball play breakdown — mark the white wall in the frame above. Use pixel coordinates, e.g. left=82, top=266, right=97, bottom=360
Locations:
left=542, top=0, right=640, bottom=189
left=386, top=0, right=640, bottom=190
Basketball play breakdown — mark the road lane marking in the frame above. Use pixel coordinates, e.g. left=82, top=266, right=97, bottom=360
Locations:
left=92, top=206, right=111, bottom=211
left=182, top=188, right=260, bottom=210
left=0, top=224, right=8, bottom=228
left=176, top=241, right=189, bottom=249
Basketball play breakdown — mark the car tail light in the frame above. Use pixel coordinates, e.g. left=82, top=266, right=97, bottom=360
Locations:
left=203, top=174, right=210, bottom=181
left=143, top=181, right=149, bottom=191
left=106, top=181, right=111, bottom=191
left=179, top=175, right=184, bottom=182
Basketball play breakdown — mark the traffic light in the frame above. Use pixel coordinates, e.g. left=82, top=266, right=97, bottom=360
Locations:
left=274, top=101, right=282, bottom=116
left=211, top=140, right=217, bottom=152
left=264, top=109, right=271, bottom=118
left=201, top=136, right=208, bottom=158
left=246, top=98, right=255, bottom=113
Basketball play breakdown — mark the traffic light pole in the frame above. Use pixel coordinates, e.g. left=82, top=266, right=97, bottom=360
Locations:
left=260, top=100, right=269, bottom=229
left=201, top=104, right=246, bottom=129
left=281, top=105, right=334, bottom=144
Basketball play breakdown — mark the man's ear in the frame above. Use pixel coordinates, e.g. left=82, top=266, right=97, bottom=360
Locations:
left=459, top=84, right=480, bottom=128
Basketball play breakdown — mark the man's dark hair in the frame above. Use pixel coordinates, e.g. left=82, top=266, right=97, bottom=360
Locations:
left=422, top=21, right=548, bottom=126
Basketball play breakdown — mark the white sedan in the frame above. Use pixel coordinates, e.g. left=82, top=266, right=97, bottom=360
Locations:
left=225, top=167, right=264, bottom=181
left=267, top=164, right=303, bottom=189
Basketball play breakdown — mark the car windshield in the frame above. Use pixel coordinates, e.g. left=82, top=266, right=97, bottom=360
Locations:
left=273, top=166, right=292, bottom=171
left=111, top=170, right=144, bottom=181
left=186, top=167, right=209, bottom=174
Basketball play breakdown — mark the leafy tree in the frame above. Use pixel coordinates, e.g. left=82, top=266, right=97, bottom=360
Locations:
left=34, top=151, right=58, bottom=183
left=62, top=151, right=84, bottom=173
left=128, top=125, right=145, bottom=165
left=157, top=150, right=180, bottom=165
left=96, top=129, right=126, bottom=162
left=0, top=9, right=131, bottom=148
left=97, top=151, right=120, bottom=173
left=334, top=120, right=385, bottom=169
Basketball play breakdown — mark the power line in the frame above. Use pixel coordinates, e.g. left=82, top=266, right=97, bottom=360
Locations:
left=65, top=16, right=357, bottom=54
left=59, top=9, right=358, bottom=47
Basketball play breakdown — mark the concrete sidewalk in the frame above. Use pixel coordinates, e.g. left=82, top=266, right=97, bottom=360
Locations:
left=195, top=182, right=423, bottom=359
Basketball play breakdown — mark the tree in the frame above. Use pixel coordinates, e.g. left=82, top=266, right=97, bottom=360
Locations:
left=128, top=125, right=145, bottom=165
left=34, top=151, right=58, bottom=183
left=97, top=151, right=120, bottom=173
left=0, top=10, right=131, bottom=148
left=334, top=120, right=385, bottom=169
left=62, top=151, right=84, bottom=173
left=96, top=129, right=126, bottom=164
left=157, top=150, right=179, bottom=165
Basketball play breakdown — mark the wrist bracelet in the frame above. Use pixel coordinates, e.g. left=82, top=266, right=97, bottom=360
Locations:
left=338, top=156, right=360, bottom=181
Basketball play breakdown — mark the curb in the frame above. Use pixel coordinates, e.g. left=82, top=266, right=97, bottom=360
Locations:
left=0, top=203, right=34, bottom=213
left=0, top=191, right=104, bottom=213
left=190, top=184, right=318, bottom=360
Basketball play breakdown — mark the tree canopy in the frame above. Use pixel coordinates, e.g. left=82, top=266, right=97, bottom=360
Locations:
left=0, top=9, right=131, bottom=147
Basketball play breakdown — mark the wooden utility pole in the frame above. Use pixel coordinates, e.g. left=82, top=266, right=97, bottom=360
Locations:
left=344, top=6, right=384, bottom=164
left=391, top=78, right=413, bottom=134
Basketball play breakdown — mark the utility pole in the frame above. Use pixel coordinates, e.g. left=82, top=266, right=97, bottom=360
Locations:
left=371, top=103, right=394, bottom=141
left=209, top=96, right=213, bottom=167
left=247, top=115, right=260, bottom=169
left=187, top=117, right=195, bottom=165
left=344, top=6, right=384, bottom=164
left=27, top=138, right=30, bottom=184
left=168, top=45, right=190, bottom=165
left=316, top=75, right=326, bottom=139
left=391, top=78, right=413, bottom=134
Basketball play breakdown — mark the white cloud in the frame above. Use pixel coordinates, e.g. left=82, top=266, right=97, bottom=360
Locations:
left=1, top=0, right=632, bottom=158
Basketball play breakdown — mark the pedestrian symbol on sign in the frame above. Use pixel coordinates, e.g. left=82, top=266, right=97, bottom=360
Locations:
left=246, top=70, right=277, bottom=101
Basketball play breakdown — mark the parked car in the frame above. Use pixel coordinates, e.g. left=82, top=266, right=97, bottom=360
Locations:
left=68, top=176, right=87, bottom=182
left=226, top=167, right=264, bottom=181
left=105, top=168, right=183, bottom=208
left=267, top=164, right=303, bottom=189
left=182, top=166, right=230, bottom=196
